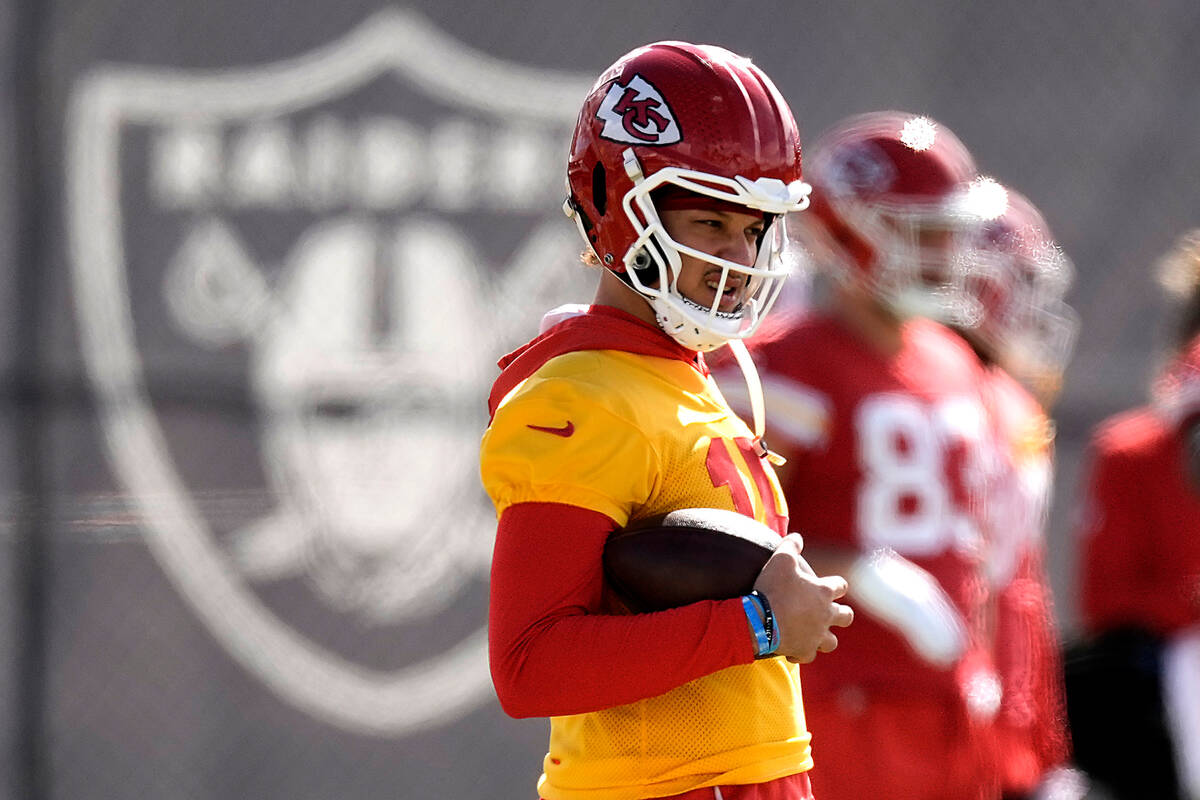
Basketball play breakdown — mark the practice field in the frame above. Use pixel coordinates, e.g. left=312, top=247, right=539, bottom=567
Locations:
left=4, top=1, right=1200, bottom=797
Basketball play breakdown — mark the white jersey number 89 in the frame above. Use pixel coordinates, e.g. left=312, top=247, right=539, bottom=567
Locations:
left=856, top=393, right=992, bottom=558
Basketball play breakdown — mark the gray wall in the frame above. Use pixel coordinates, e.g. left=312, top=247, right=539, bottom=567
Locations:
left=4, top=1, right=1199, bottom=798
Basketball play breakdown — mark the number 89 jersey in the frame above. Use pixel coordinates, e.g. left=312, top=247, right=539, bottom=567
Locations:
left=752, top=314, right=994, bottom=696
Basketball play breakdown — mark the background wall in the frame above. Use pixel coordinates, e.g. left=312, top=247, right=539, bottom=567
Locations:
left=3, top=1, right=1199, bottom=798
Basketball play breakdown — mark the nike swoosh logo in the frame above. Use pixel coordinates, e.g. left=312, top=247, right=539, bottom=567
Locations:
left=526, top=421, right=575, bottom=437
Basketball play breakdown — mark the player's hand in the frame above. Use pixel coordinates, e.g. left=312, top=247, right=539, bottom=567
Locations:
left=753, top=533, right=853, bottom=663
left=848, top=547, right=967, bottom=667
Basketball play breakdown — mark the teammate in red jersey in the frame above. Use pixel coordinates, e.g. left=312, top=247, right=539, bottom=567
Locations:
left=956, top=181, right=1080, bottom=799
left=480, top=42, right=852, bottom=800
left=734, top=111, right=1005, bottom=800
left=1072, top=230, right=1200, bottom=800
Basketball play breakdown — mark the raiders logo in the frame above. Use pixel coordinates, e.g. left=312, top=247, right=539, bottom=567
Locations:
left=595, top=74, right=681, bottom=146
left=65, top=9, right=593, bottom=736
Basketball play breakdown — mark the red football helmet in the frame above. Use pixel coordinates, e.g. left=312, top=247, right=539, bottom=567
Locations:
left=961, top=181, right=1078, bottom=387
left=564, top=41, right=811, bottom=351
left=795, top=111, right=982, bottom=323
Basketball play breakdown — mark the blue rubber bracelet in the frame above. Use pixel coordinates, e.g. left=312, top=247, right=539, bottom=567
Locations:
left=750, top=590, right=780, bottom=656
left=741, top=595, right=770, bottom=656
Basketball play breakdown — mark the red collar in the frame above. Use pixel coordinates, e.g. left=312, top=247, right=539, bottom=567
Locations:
left=488, top=305, right=706, bottom=420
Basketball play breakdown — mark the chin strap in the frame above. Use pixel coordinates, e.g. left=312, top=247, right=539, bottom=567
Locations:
left=725, top=338, right=785, bottom=466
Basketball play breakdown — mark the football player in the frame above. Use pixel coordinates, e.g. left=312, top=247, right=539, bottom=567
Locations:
left=480, top=42, right=853, bottom=800
left=955, top=182, right=1079, bottom=799
left=1072, top=230, right=1200, bottom=800
left=736, top=111, right=1004, bottom=800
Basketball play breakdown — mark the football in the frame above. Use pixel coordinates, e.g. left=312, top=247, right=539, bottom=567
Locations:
left=602, top=507, right=781, bottom=613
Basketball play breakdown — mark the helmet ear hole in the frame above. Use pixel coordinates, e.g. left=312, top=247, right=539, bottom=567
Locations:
left=628, top=246, right=660, bottom=287
left=592, top=163, right=607, bottom=217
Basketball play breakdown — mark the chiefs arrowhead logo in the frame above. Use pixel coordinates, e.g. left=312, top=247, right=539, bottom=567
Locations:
left=596, top=74, right=681, bottom=146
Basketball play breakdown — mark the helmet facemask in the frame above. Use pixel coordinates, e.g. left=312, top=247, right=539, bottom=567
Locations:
left=964, top=212, right=1079, bottom=386
left=1004, top=269, right=1079, bottom=394
left=612, top=151, right=810, bottom=351
left=797, top=112, right=986, bottom=326
left=861, top=200, right=983, bottom=325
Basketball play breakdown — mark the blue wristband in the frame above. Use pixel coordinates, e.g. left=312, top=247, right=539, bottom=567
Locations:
left=741, top=595, right=770, bottom=656
left=749, top=590, right=780, bottom=656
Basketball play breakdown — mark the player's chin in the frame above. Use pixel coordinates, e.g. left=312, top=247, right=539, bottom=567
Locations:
left=692, top=284, right=745, bottom=314
left=718, top=296, right=745, bottom=314
left=717, top=286, right=750, bottom=313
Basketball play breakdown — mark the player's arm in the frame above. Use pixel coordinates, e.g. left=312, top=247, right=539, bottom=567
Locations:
left=488, top=501, right=755, bottom=719
left=483, top=384, right=755, bottom=717
left=484, top=382, right=764, bottom=716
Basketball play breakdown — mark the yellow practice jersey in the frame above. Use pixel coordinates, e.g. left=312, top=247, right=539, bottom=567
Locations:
left=481, top=309, right=811, bottom=800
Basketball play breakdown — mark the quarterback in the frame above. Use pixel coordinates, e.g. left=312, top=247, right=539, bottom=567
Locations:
left=480, top=42, right=852, bottom=800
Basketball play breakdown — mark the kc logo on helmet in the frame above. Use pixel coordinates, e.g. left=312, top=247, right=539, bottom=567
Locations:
left=596, top=74, right=681, bottom=146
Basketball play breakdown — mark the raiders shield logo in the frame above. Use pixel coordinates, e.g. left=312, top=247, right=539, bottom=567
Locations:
left=65, top=8, right=593, bottom=735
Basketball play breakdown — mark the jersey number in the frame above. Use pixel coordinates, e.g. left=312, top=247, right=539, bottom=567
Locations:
left=705, top=437, right=787, bottom=535
left=856, top=395, right=990, bottom=557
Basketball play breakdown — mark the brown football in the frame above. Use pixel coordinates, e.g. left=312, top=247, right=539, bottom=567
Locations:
left=602, top=508, right=781, bottom=613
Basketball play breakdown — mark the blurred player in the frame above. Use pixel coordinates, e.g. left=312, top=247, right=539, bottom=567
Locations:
left=738, top=111, right=1003, bottom=800
left=480, top=41, right=853, bottom=800
left=956, top=181, right=1079, bottom=799
left=1072, top=230, right=1200, bottom=800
